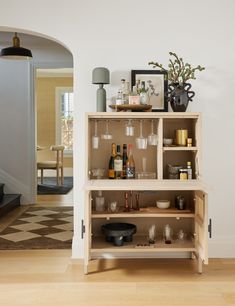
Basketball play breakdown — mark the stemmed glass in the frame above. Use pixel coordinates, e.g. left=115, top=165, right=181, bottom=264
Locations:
left=92, top=120, right=99, bottom=149
left=101, top=120, right=113, bottom=140
left=125, top=119, right=135, bottom=136
left=135, top=120, right=147, bottom=149
left=147, top=120, right=158, bottom=146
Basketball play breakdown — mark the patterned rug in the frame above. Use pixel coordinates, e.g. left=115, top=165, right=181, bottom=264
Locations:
left=0, top=207, right=73, bottom=250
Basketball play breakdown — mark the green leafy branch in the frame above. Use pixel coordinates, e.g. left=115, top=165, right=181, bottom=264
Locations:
left=149, top=52, right=205, bottom=84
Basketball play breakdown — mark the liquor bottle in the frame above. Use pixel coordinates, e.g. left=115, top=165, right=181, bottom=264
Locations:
left=122, top=144, right=128, bottom=179
left=108, top=143, right=116, bottom=179
left=126, top=144, right=135, bottom=179
left=139, top=81, right=148, bottom=104
left=114, top=145, right=123, bottom=179
left=187, top=161, right=192, bottom=180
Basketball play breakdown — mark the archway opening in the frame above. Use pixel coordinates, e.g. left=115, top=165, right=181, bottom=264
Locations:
left=0, top=28, right=74, bottom=250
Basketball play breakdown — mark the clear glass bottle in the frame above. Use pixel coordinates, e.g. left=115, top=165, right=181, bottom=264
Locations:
left=139, top=81, right=148, bottom=104
left=108, top=143, right=116, bottom=179
left=114, top=145, right=123, bottom=179
left=95, top=190, right=105, bottom=212
left=126, top=144, right=135, bottom=179
left=187, top=161, right=192, bottom=180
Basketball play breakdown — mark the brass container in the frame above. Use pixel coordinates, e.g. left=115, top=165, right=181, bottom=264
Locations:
left=176, top=129, right=188, bottom=146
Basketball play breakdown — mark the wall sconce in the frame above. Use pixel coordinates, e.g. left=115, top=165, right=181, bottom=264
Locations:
left=92, top=67, right=110, bottom=112
left=0, top=32, right=33, bottom=60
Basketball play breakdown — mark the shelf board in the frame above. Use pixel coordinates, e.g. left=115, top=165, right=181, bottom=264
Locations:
left=163, top=146, right=198, bottom=152
left=85, top=179, right=208, bottom=191
left=91, top=236, right=196, bottom=253
left=92, top=207, right=194, bottom=219
left=87, top=112, right=200, bottom=119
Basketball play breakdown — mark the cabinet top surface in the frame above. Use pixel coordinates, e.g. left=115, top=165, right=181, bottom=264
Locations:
left=86, top=112, right=201, bottom=119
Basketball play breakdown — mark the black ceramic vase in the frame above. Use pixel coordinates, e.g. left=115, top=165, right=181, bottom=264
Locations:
left=168, top=83, right=195, bottom=112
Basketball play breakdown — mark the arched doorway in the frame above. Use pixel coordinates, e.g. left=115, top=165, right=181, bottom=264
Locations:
left=0, top=28, right=74, bottom=250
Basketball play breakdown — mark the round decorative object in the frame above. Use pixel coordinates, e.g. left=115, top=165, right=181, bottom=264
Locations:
left=101, top=223, right=137, bottom=246
left=156, top=200, right=170, bottom=209
left=168, top=83, right=195, bottom=112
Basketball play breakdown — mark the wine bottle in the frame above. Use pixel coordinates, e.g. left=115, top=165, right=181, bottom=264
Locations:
left=114, top=145, right=123, bottom=179
left=108, top=143, right=116, bottom=179
left=126, top=144, right=135, bottom=179
left=122, top=144, right=128, bottom=179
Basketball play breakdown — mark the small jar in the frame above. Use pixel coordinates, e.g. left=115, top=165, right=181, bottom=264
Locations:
left=179, top=169, right=188, bottom=180
left=187, top=138, right=192, bottom=147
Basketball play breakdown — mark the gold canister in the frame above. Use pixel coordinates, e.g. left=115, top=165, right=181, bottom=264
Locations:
left=176, top=129, right=188, bottom=146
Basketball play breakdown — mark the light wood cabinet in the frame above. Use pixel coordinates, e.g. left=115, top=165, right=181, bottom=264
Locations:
left=84, top=112, right=208, bottom=274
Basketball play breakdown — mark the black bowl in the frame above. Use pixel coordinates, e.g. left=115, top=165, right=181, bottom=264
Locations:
left=101, top=223, right=137, bottom=246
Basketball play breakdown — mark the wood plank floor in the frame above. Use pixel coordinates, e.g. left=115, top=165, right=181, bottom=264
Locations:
left=1, top=193, right=234, bottom=305
left=0, top=250, right=235, bottom=306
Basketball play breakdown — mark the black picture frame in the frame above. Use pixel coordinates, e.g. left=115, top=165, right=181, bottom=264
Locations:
left=131, top=70, right=168, bottom=112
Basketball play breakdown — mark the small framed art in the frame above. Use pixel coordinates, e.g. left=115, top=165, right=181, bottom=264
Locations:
left=131, top=70, right=168, bottom=112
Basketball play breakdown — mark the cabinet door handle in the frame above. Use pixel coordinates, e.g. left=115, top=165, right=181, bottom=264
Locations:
left=81, top=219, right=85, bottom=239
left=208, top=218, right=212, bottom=238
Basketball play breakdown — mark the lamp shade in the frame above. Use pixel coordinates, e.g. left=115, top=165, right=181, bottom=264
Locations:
left=0, top=33, right=33, bottom=60
left=92, top=67, right=110, bottom=84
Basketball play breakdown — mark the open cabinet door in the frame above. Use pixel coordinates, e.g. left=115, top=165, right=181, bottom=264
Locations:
left=195, top=190, right=208, bottom=273
left=84, top=191, right=91, bottom=274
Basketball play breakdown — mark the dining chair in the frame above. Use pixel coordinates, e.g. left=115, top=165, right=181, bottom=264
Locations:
left=37, top=145, right=65, bottom=186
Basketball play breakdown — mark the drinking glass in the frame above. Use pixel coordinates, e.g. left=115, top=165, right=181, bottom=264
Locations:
left=135, top=120, right=147, bottom=149
left=125, top=119, right=135, bottom=136
left=92, top=120, right=99, bottom=149
left=101, top=120, right=113, bottom=140
left=147, top=120, right=158, bottom=146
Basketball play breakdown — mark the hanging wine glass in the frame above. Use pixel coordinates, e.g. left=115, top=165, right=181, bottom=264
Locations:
left=101, top=120, right=113, bottom=140
left=125, top=119, right=135, bottom=136
left=135, top=120, right=147, bottom=149
left=147, top=120, right=158, bottom=146
left=92, top=120, right=99, bottom=149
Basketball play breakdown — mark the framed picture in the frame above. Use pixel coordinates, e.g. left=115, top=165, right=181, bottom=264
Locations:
left=131, top=70, right=168, bottom=112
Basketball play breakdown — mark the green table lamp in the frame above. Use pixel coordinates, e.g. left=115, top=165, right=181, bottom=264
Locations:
left=92, top=67, right=110, bottom=112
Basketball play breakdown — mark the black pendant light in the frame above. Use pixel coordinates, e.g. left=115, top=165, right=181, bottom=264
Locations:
left=0, top=32, right=33, bottom=60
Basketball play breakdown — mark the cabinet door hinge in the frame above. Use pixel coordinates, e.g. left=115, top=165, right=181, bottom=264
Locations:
left=81, top=219, right=85, bottom=239
left=208, top=218, right=212, bottom=238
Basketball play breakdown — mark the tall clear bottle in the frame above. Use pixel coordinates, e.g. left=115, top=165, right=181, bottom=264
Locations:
left=122, top=144, right=128, bottom=179
left=108, top=143, right=116, bottom=179
left=126, top=144, right=135, bottom=179
left=114, top=145, right=123, bottom=179
left=187, top=161, right=192, bottom=180
left=139, top=81, right=148, bottom=105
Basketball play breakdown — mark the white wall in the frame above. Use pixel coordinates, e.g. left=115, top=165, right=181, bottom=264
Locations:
left=0, top=61, right=34, bottom=203
left=0, top=0, right=235, bottom=257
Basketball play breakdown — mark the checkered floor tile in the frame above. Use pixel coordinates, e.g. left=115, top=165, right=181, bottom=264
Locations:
left=0, top=207, right=73, bottom=249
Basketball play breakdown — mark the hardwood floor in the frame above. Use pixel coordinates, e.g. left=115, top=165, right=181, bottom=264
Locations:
left=1, top=191, right=234, bottom=305
left=0, top=251, right=234, bottom=306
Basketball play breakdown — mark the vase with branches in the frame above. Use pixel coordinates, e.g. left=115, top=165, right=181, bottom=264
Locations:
left=149, top=52, right=205, bottom=112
